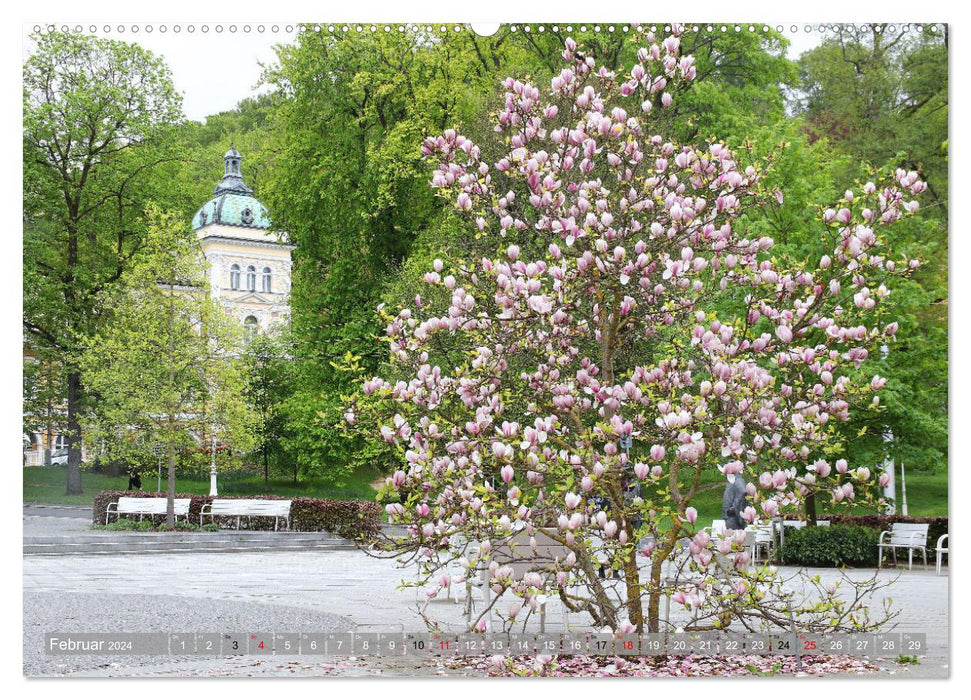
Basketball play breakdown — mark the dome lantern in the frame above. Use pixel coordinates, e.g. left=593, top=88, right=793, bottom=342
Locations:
left=192, top=146, right=271, bottom=231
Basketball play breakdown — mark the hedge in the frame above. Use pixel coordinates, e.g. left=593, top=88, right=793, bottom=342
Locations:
left=780, top=524, right=881, bottom=567
left=93, top=491, right=382, bottom=542
left=816, top=514, right=948, bottom=550
left=778, top=515, right=950, bottom=568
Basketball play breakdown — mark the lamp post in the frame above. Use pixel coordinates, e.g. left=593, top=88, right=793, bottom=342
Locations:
left=209, top=422, right=218, bottom=496
left=879, top=343, right=896, bottom=514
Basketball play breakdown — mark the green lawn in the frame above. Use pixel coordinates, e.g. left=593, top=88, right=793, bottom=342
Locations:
left=23, top=464, right=382, bottom=506
left=24, top=464, right=947, bottom=519
left=686, top=468, right=947, bottom=525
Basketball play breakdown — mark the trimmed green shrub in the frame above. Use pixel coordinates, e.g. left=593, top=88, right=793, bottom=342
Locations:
left=780, top=524, right=881, bottom=567
left=98, top=518, right=155, bottom=531
left=92, top=491, right=382, bottom=542
left=817, top=514, right=948, bottom=550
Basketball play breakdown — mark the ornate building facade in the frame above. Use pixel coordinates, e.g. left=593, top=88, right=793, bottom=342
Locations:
left=192, top=146, right=293, bottom=332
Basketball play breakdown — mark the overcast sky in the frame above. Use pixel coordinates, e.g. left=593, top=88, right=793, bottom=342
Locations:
left=22, top=23, right=854, bottom=122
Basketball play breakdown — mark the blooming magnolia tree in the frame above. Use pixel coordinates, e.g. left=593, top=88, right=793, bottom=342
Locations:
left=347, top=27, right=924, bottom=635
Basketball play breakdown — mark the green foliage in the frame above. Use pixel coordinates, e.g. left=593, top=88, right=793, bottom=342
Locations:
left=79, top=209, right=257, bottom=512
left=671, top=27, right=796, bottom=143
left=260, top=26, right=560, bottom=482
left=97, top=518, right=155, bottom=532
left=818, top=513, right=948, bottom=551
left=779, top=524, right=881, bottom=567
left=242, top=329, right=297, bottom=486
left=23, top=31, right=185, bottom=493
left=788, top=27, right=948, bottom=476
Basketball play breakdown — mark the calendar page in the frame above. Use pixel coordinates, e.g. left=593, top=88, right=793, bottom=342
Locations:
left=21, top=10, right=949, bottom=685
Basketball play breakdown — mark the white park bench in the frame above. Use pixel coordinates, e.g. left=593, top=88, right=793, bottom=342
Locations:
left=105, top=497, right=191, bottom=524
left=878, top=522, right=929, bottom=569
left=469, top=530, right=571, bottom=631
left=199, top=499, right=292, bottom=531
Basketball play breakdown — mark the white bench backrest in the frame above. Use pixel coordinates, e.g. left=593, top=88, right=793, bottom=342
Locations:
left=116, top=497, right=190, bottom=515
left=889, top=523, right=928, bottom=546
left=491, top=531, right=569, bottom=578
left=209, top=499, right=291, bottom=517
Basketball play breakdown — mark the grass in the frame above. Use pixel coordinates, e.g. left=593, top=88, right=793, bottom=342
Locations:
left=24, top=464, right=948, bottom=520
left=23, top=464, right=382, bottom=506
left=685, top=467, right=948, bottom=525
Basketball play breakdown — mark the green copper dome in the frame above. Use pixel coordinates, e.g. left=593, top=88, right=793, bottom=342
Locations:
left=192, top=146, right=272, bottom=231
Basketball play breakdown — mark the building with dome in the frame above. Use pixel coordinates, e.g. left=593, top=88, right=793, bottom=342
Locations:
left=24, top=147, right=294, bottom=467
left=192, top=146, right=293, bottom=334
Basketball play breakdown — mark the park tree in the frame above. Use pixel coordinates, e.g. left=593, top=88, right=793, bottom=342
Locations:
left=80, top=209, right=255, bottom=525
left=23, top=32, right=183, bottom=494
left=242, top=329, right=296, bottom=489
left=262, top=25, right=552, bottom=483
left=795, top=25, right=948, bottom=480
left=349, top=29, right=926, bottom=633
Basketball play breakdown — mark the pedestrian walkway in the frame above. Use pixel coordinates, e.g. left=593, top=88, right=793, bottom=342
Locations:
left=22, top=506, right=949, bottom=678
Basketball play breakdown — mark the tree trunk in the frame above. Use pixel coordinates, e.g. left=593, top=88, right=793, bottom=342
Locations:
left=263, top=446, right=269, bottom=492
left=65, top=371, right=83, bottom=495
left=805, top=492, right=817, bottom=527
left=166, top=420, right=176, bottom=528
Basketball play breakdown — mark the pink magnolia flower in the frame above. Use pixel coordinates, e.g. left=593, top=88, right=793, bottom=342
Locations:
left=684, top=507, right=698, bottom=525
left=500, top=465, right=515, bottom=484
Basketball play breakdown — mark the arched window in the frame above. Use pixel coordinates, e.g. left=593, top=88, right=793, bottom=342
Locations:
left=246, top=265, right=257, bottom=292
left=243, top=315, right=259, bottom=341
left=261, top=266, right=272, bottom=293
left=230, top=264, right=240, bottom=290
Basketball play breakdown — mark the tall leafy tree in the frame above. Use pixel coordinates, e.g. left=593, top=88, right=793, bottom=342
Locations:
left=23, top=32, right=183, bottom=493
left=261, top=26, right=550, bottom=483
left=242, top=329, right=295, bottom=489
left=80, top=209, right=255, bottom=524
left=794, top=26, right=948, bottom=477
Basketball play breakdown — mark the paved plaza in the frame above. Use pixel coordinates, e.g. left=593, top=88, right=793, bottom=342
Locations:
left=22, top=508, right=949, bottom=678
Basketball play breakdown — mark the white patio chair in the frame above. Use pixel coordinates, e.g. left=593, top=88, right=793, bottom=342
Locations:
left=936, top=534, right=948, bottom=575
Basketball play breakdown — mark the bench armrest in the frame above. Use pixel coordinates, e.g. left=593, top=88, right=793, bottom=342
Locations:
left=937, top=534, right=948, bottom=549
left=878, top=530, right=891, bottom=544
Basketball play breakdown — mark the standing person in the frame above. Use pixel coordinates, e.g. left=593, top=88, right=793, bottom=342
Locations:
left=722, top=471, right=749, bottom=530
